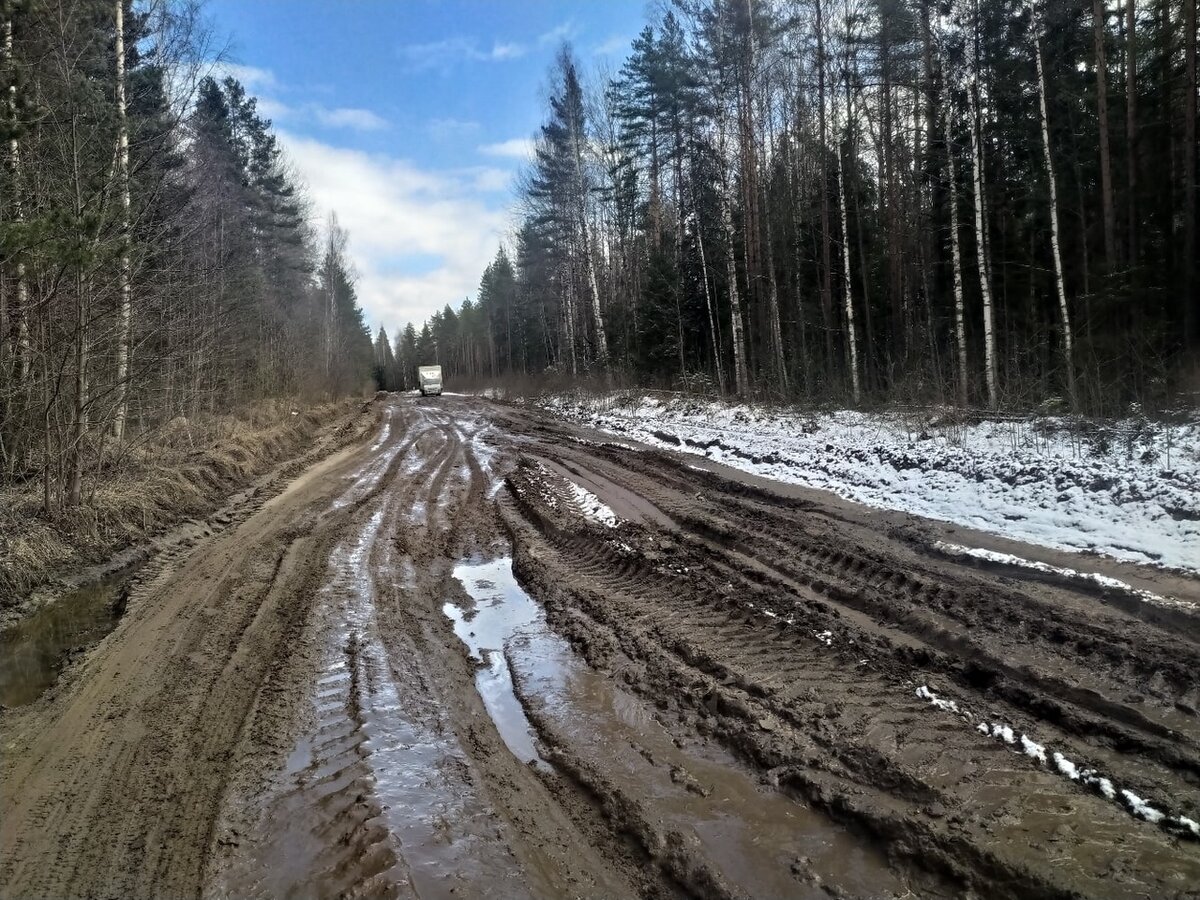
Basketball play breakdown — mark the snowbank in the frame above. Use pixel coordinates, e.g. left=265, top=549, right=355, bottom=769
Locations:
left=541, top=394, right=1199, bottom=573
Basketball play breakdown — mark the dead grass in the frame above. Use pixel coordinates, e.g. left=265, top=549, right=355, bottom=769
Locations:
left=0, top=399, right=358, bottom=605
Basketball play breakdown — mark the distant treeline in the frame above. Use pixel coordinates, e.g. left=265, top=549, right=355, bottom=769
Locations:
left=1, top=0, right=374, bottom=508
left=409, top=0, right=1198, bottom=413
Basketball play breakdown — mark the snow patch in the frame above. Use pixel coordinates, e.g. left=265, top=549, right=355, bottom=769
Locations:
left=933, top=542, right=1194, bottom=611
left=916, top=685, right=962, bottom=714
left=913, top=684, right=1196, bottom=838
left=566, top=480, right=620, bottom=527
left=542, top=395, right=1200, bottom=573
left=1121, top=790, right=1166, bottom=825
left=1019, top=734, right=1047, bottom=764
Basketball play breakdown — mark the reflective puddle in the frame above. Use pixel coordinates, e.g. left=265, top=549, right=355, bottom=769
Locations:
left=446, top=554, right=909, bottom=898
left=446, top=558, right=552, bottom=771
left=210, top=509, right=529, bottom=899
left=0, top=571, right=135, bottom=707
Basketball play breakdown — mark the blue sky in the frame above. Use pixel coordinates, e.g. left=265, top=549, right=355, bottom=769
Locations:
left=204, top=0, right=647, bottom=335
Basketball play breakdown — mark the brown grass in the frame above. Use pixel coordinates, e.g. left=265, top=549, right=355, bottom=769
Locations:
left=0, top=399, right=360, bottom=606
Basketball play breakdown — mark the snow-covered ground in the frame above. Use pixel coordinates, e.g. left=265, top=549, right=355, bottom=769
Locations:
left=540, top=394, right=1199, bottom=573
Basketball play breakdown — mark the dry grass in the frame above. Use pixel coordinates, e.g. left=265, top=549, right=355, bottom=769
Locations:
left=0, top=399, right=358, bottom=605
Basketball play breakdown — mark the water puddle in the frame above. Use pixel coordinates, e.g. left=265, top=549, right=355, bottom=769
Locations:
left=211, top=506, right=529, bottom=899
left=0, top=571, right=134, bottom=707
left=445, top=558, right=552, bottom=771
left=447, top=555, right=911, bottom=898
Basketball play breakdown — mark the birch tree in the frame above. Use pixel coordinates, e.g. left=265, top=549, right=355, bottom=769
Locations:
left=1032, top=3, right=1076, bottom=402
left=112, top=0, right=132, bottom=440
left=966, top=0, right=997, bottom=407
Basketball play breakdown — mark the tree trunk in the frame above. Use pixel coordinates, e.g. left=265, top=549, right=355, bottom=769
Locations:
left=834, top=82, right=861, bottom=404
left=1126, top=0, right=1138, bottom=269
left=1186, top=0, right=1197, bottom=346
left=691, top=154, right=726, bottom=393
left=815, top=0, right=836, bottom=378
left=941, top=63, right=970, bottom=407
left=112, top=0, right=133, bottom=440
left=967, top=68, right=998, bottom=407
left=759, top=94, right=788, bottom=392
left=5, top=12, right=30, bottom=387
left=1094, top=0, right=1119, bottom=275
left=1034, top=21, right=1077, bottom=403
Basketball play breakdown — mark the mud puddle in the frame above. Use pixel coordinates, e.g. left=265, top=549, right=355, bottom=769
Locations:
left=210, top=507, right=529, bottom=899
left=448, top=555, right=912, bottom=898
left=0, top=570, right=135, bottom=707
left=446, top=558, right=552, bottom=771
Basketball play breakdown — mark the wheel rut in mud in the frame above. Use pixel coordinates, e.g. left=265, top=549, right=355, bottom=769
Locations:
left=1, top=395, right=1196, bottom=900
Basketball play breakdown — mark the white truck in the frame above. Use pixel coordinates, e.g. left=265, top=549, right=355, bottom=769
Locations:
left=417, top=365, right=443, bottom=396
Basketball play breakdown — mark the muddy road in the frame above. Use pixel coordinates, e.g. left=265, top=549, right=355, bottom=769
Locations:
left=2, top=395, right=1198, bottom=899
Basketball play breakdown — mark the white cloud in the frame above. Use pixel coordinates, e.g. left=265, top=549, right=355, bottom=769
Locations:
left=592, top=34, right=630, bottom=56
left=538, top=20, right=579, bottom=47
left=311, top=106, right=388, bottom=131
left=214, top=62, right=277, bottom=89
left=479, top=137, right=536, bottom=160
left=209, top=63, right=386, bottom=132
left=278, top=131, right=508, bottom=330
left=398, top=36, right=528, bottom=71
left=489, top=41, right=526, bottom=61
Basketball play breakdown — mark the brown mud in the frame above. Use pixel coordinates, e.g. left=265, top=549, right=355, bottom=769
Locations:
left=1, top=394, right=1197, bottom=899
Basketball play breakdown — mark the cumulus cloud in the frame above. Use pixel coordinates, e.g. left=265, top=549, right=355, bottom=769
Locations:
left=479, top=137, right=536, bottom=160
left=278, top=131, right=508, bottom=329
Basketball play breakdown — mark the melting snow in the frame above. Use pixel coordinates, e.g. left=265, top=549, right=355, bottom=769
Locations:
left=1019, top=734, right=1047, bottom=764
left=913, top=684, right=1196, bottom=838
left=1121, top=790, right=1166, bottom=825
left=566, top=481, right=619, bottom=527
left=933, top=542, right=1194, bottom=611
left=542, top=395, right=1200, bottom=573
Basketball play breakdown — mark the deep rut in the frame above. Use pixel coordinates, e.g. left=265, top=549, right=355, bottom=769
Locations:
left=2, top=395, right=1196, bottom=900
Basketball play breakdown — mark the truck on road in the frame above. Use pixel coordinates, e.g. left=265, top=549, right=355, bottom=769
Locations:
left=418, top=365, right=443, bottom=396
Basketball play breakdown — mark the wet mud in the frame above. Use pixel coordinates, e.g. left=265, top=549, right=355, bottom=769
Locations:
left=2, top=394, right=1197, bottom=899
left=0, top=569, right=135, bottom=708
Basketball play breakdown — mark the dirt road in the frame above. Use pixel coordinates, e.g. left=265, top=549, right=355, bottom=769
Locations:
left=2, top=395, right=1198, bottom=899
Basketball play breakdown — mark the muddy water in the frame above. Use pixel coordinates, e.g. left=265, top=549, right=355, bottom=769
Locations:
left=0, top=572, right=133, bottom=707
left=445, top=558, right=552, bottom=771
left=447, top=556, right=908, bottom=898
left=210, top=505, right=531, bottom=898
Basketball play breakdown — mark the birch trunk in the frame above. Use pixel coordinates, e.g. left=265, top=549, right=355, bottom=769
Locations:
left=112, top=0, right=132, bottom=439
left=570, top=103, right=608, bottom=367
left=578, top=212, right=608, bottom=366
left=834, top=82, right=861, bottom=404
left=941, top=58, right=970, bottom=406
left=562, top=258, right=578, bottom=377
left=5, top=13, right=30, bottom=385
left=815, top=0, right=836, bottom=375
left=718, top=115, right=749, bottom=396
left=966, top=73, right=998, bottom=407
left=1034, top=20, right=1077, bottom=402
